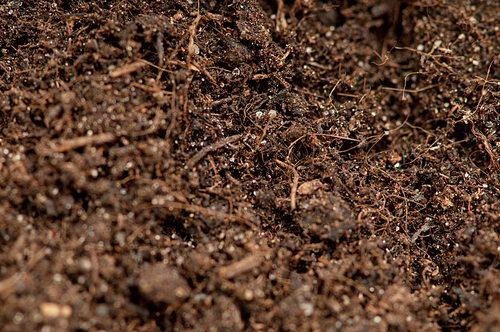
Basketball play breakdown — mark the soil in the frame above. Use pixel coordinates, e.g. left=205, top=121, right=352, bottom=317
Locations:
left=1, top=0, right=500, bottom=331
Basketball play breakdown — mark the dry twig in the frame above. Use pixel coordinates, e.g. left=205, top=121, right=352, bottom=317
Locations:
left=50, top=133, right=116, bottom=153
left=183, top=134, right=242, bottom=174
left=218, top=252, right=267, bottom=279
left=275, top=159, right=299, bottom=211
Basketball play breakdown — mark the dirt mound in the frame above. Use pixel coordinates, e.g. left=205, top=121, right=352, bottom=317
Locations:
left=1, top=0, right=500, bottom=331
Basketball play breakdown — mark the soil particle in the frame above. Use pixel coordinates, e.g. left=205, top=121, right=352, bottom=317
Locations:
left=136, top=263, right=191, bottom=306
left=296, top=191, right=356, bottom=242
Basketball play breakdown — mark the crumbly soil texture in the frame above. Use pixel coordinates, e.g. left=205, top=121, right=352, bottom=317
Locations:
left=2, top=0, right=500, bottom=331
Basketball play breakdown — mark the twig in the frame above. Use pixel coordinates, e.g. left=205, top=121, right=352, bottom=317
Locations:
left=218, top=252, right=267, bottom=279
left=137, top=58, right=173, bottom=73
left=337, top=93, right=360, bottom=98
left=275, top=159, right=299, bottom=211
left=474, top=60, right=494, bottom=115
left=183, top=134, right=242, bottom=174
left=382, top=84, right=438, bottom=94
left=275, top=0, right=287, bottom=32
left=328, top=79, right=342, bottom=104
left=110, top=61, right=146, bottom=78
left=255, top=116, right=273, bottom=149
left=192, top=96, right=235, bottom=113
left=53, top=133, right=116, bottom=153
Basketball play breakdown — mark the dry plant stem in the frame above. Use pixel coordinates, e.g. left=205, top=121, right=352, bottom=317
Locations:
left=165, top=76, right=178, bottom=147
left=137, top=58, right=173, bottom=73
left=275, top=0, right=287, bottom=32
left=110, top=61, right=146, bottom=78
left=328, top=79, right=342, bottom=104
left=183, top=134, right=242, bottom=174
left=255, top=117, right=272, bottom=149
left=474, top=61, right=494, bottom=115
left=53, top=133, right=116, bottom=153
left=395, top=46, right=455, bottom=74
left=382, top=84, right=438, bottom=94
left=187, top=15, right=201, bottom=64
left=471, top=125, right=499, bottom=170
left=218, top=252, right=266, bottom=279
left=401, top=72, right=426, bottom=100
left=275, top=159, right=299, bottom=211
left=140, top=201, right=254, bottom=228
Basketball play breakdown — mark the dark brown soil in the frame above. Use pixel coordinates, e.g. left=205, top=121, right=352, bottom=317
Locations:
left=2, top=1, right=500, bottom=331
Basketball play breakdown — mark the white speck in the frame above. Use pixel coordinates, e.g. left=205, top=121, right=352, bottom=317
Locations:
left=300, top=303, right=314, bottom=316
left=433, top=40, right=442, bottom=48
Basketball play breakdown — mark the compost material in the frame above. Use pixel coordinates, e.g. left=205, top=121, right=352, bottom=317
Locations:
left=2, top=1, right=500, bottom=331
